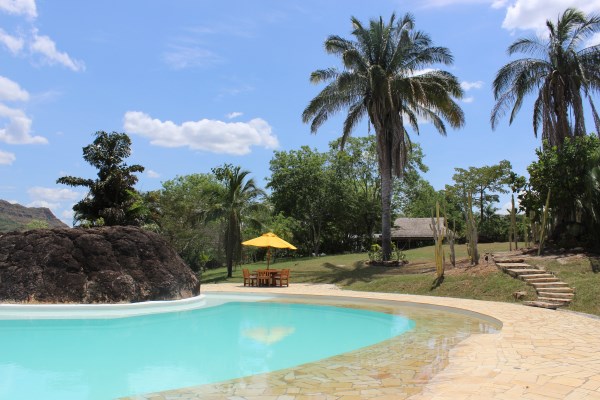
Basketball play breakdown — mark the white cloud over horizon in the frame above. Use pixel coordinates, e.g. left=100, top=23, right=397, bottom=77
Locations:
left=461, top=80, right=484, bottom=91
left=227, top=111, right=243, bottom=119
left=0, top=149, right=16, bottom=164
left=146, top=169, right=160, bottom=178
left=0, top=103, right=46, bottom=144
left=0, top=28, right=24, bottom=54
left=123, top=111, right=279, bottom=155
left=0, top=0, right=37, bottom=19
left=420, top=0, right=600, bottom=35
left=30, top=29, right=85, bottom=72
left=0, top=76, right=29, bottom=101
left=26, top=186, right=82, bottom=226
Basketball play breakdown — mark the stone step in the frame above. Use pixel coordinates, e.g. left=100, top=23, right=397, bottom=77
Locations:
left=497, top=262, right=531, bottom=269
left=537, top=287, right=574, bottom=293
left=523, top=301, right=561, bottom=309
left=510, top=269, right=546, bottom=275
left=530, top=282, right=570, bottom=288
left=521, top=275, right=560, bottom=283
left=537, top=291, right=574, bottom=299
left=521, top=274, right=555, bottom=281
left=495, top=258, right=526, bottom=264
left=537, top=296, right=572, bottom=304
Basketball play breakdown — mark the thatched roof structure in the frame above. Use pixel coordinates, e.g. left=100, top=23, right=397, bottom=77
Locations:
left=390, top=217, right=447, bottom=240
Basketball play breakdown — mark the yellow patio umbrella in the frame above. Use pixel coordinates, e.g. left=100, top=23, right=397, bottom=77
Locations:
left=241, top=232, right=297, bottom=269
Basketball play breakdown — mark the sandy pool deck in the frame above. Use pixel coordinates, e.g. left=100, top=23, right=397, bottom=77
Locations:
left=127, top=283, right=600, bottom=400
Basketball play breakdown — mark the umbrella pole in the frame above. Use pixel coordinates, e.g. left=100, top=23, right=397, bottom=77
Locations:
left=267, top=247, right=270, bottom=270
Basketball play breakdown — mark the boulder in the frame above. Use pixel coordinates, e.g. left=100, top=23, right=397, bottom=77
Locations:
left=0, top=226, right=200, bottom=303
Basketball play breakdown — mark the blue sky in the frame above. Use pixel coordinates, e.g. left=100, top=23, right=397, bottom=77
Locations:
left=1, top=0, right=599, bottom=225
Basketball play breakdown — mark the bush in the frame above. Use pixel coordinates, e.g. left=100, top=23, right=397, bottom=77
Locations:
left=368, top=243, right=407, bottom=264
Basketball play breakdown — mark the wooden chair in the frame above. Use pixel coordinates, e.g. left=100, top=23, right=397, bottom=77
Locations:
left=257, top=270, right=271, bottom=287
left=243, top=269, right=257, bottom=287
left=274, top=269, right=290, bottom=287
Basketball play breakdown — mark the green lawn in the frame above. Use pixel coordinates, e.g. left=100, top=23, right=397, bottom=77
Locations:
left=201, top=242, right=599, bottom=316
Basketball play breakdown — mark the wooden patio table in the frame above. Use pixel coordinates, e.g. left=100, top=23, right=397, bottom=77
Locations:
left=256, top=269, right=280, bottom=287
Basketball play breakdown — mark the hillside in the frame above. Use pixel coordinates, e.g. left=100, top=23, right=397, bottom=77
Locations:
left=0, top=200, right=69, bottom=232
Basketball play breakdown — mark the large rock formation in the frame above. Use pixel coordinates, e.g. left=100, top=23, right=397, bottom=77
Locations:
left=0, top=199, right=68, bottom=232
left=0, top=226, right=200, bottom=303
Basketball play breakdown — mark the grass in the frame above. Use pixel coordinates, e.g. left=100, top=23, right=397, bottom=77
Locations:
left=202, top=242, right=536, bottom=303
left=529, top=256, right=600, bottom=316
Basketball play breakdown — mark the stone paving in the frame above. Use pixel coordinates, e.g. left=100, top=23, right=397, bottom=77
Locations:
left=123, top=283, right=600, bottom=400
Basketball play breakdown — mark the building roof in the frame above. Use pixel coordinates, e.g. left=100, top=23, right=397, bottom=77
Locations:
left=390, top=217, right=447, bottom=239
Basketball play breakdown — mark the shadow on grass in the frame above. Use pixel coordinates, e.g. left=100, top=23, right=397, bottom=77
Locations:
left=200, top=271, right=230, bottom=284
left=291, top=261, right=402, bottom=286
left=591, top=257, right=600, bottom=273
left=430, top=275, right=444, bottom=290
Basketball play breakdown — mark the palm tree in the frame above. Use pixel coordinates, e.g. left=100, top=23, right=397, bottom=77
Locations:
left=212, top=164, right=265, bottom=278
left=491, top=8, right=600, bottom=147
left=302, top=13, right=464, bottom=261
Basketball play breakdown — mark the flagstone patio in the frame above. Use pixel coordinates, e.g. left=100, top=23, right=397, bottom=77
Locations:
left=124, top=283, right=600, bottom=400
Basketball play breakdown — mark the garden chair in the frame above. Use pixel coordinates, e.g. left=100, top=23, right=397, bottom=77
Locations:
left=243, top=269, right=257, bottom=287
left=257, top=270, right=272, bottom=287
left=274, top=269, right=290, bottom=287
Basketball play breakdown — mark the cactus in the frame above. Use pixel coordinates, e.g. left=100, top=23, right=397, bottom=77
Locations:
left=465, top=192, right=479, bottom=265
left=538, top=189, right=551, bottom=256
left=509, top=193, right=518, bottom=250
left=430, top=201, right=445, bottom=279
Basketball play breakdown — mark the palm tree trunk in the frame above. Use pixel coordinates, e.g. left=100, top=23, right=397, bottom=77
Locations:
left=380, top=148, right=393, bottom=262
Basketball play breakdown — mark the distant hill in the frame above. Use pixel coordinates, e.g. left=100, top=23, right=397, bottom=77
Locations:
left=0, top=200, right=69, bottom=232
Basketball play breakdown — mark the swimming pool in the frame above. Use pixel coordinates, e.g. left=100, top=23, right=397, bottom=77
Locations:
left=0, top=294, right=415, bottom=399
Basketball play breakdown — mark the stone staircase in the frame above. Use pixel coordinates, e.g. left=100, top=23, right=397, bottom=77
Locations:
left=493, top=253, right=574, bottom=310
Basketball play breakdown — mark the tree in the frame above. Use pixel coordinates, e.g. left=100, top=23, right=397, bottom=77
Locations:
left=450, top=160, right=512, bottom=224
left=302, top=13, right=464, bottom=261
left=268, top=147, right=336, bottom=256
left=211, top=164, right=265, bottom=278
left=524, top=135, right=600, bottom=245
left=57, top=131, right=144, bottom=226
left=158, top=174, right=223, bottom=271
left=491, top=8, right=600, bottom=147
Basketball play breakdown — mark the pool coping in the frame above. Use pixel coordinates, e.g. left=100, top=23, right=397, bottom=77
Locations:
left=0, top=294, right=209, bottom=319
left=195, top=283, right=600, bottom=400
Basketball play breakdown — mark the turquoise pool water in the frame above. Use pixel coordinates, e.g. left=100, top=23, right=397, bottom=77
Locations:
left=0, top=299, right=414, bottom=399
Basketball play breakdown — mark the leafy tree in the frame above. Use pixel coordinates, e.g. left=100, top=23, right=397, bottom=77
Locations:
left=268, top=147, right=336, bottom=256
left=450, top=160, right=512, bottom=224
left=211, top=164, right=265, bottom=278
left=24, top=220, right=49, bottom=230
left=523, top=135, right=600, bottom=245
left=302, top=13, right=464, bottom=261
left=491, top=8, right=600, bottom=147
left=57, top=131, right=144, bottom=226
left=158, top=174, right=223, bottom=271
left=328, top=136, right=381, bottom=250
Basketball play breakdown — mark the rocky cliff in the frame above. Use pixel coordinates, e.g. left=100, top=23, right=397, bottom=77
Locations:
left=0, top=199, right=68, bottom=232
left=0, top=226, right=200, bottom=303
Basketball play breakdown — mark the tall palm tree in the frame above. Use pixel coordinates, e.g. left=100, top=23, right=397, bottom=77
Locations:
left=212, top=164, right=265, bottom=278
left=491, top=8, right=600, bottom=147
left=302, top=13, right=464, bottom=260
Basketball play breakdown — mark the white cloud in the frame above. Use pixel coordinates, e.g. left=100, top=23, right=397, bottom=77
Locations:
left=462, top=96, right=475, bottom=103
left=27, top=199, right=59, bottom=210
left=123, top=111, right=279, bottom=155
left=27, top=186, right=81, bottom=202
left=0, top=28, right=24, bottom=54
left=7, top=199, right=18, bottom=204
left=0, top=76, right=29, bottom=101
left=501, top=0, right=600, bottom=33
left=162, top=45, right=222, bottom=69
left=0, top=0, right=37, bottom=18
left=227, top=111, right=243, bottom=119
left=0, top=103, right=46, bottom=144
left=147, top=169, right=160, bottom=178
left=461, top=80, right=484, bottom=91
left=0, top=149, right=16, bottom=164
left=30, top=29, right=85, bottom=72
left=61, top=208, right=74, bottom=223
left=585, top=32, right=600, bottom=47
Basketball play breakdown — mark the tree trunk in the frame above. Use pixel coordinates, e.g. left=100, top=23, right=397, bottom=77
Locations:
left=380, top=149, right=393, bottom=261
